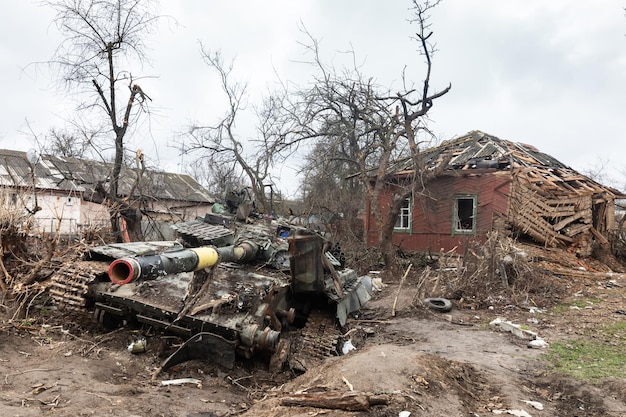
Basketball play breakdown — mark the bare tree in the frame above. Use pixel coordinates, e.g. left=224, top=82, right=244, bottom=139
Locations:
left=300, top=137, right=365, bottom=242
left=293, top=0, right=450, bottom=267
left=184, top=153, right=247, bottom=198
left=43, top=0, right=159, bottom=241
left=39, top=127, right=95, bottom=159
left=182, top=48, right=290, bottom=215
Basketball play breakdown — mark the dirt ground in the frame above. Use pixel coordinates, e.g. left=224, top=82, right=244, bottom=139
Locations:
left=2, top=254, right=626, bottom=417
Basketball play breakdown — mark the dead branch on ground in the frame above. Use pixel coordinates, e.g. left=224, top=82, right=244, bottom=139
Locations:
left=392, top=263, right=412, bottom=316
left=281, top=390, right=389, bottom=411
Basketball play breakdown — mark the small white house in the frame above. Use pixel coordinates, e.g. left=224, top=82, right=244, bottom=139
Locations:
left=0, top=149, right=215, bottom=238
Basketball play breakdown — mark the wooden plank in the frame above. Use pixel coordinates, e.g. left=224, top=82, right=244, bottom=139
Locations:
left=514, top=192, right=553, bottom=215
left=509, top=188, right=552, bottom=216
left=546, top=266, right=625, bottom=280
left=514, top=181, right=551, bottom=199
left=578, top=179, right=605, bottom=192
left=534, top=198, right=557, bottom=214
left=564, top=223, right=591, bottom=237
left=551, top=208, right=577, bottom=217
left=542, top=203, right=577, bottom=217
left=512, top=153, right=538, bottom=164
left=545, top=197, right=588, bottom=206
left=515, top=215, right=552, bottom=241
left=513, top=209, right=574, bottom=243
left=557, top=181, right=586, bottom=195
left=561, top=175, right=588, bottom=181
left=590, top=227, right=610, bottom=245
left=553, top=212, right=585, bottom=231
left=513, top=210, right=557, bottom=244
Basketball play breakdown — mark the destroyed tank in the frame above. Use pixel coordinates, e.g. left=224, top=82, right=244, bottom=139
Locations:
left=50, top=195, right=372, bottom=374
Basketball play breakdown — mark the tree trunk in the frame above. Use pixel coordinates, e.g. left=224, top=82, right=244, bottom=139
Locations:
left=379, top=197, right=404, bottom=269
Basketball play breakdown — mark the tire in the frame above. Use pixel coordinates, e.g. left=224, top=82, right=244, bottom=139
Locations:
left=423, top=297, right=452, bottom=313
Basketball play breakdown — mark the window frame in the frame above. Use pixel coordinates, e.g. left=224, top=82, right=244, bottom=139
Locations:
left=452, top=194, right=477, bottom=235
left=394, top=195, right=412, bottom=232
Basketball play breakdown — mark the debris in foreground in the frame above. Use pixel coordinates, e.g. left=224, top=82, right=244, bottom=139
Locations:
left=160, top=378, right=202, bottom=387
left=280, top=390, right=389, bottom=411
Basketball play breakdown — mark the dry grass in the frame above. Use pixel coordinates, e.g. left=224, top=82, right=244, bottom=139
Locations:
left=0, top=190, right=86, bottom=320
left=410, top=232, right=570, bottom=310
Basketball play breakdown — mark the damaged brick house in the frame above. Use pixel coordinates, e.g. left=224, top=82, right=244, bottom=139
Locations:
left=364, top=131, right=626, bottom=256
left=0, top=149, right=214, bottom=239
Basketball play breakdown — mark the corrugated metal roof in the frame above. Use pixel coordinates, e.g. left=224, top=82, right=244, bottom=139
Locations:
left=0, top=149, right=215, bottom=203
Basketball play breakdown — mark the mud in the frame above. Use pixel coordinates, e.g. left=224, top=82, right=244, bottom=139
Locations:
left=2, top=269, right=626, bottom=417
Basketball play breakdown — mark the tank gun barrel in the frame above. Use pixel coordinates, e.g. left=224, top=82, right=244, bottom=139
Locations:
left=108, top=242, right=261, bottom=285
left=108, top=246, right=220, bottom=285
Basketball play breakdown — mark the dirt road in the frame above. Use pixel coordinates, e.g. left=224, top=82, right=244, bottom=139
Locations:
left=1, top=271, right=626, bottom=417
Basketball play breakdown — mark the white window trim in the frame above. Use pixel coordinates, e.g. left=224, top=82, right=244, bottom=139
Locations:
left=452, top=194, right=477, bottom=235
left=394, top=196, right=412, bottom=231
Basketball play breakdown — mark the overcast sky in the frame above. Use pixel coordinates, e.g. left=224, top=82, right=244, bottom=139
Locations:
left=1, top=0, right=625, bottom=197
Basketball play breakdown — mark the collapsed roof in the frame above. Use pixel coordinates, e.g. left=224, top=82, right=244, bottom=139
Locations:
left=389, top=131, right=626, bottom=254
left=395, top=130, right=624, bottom=198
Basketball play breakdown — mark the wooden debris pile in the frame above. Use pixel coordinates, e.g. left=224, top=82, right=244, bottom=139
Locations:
left=508, top=163, right=616, bottom=256
left=413, top=228, right=626, bottom=310
left=414, top=232, right=572, bottom=309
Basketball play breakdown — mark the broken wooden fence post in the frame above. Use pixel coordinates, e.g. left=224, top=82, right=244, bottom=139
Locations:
left=392, top=263, right=412, bottom=317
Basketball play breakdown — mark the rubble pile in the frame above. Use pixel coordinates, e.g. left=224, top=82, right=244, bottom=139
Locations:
left=412, top=231, right=624, bottom=310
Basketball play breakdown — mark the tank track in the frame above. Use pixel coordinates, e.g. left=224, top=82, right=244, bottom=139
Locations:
left=288, top=309, right=341, bottom=372
left=49, top=260, right=109, bottom=312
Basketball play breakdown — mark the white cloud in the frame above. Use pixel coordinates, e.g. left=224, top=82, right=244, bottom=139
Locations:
left=1, top=0, right=625, bottom=194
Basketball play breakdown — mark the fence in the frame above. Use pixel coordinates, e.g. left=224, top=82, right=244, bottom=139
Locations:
left=33, top=217, right=111, bottom=240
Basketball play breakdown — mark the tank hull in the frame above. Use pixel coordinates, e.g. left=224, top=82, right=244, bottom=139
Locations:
left=51, top=214, right=371, bottom=372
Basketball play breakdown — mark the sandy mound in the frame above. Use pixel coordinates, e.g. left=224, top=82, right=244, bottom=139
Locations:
left=242, top=343, right=495, bottom=416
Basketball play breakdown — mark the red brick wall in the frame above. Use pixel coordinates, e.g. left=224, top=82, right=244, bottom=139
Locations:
left=366, top=172, right=511, bottom=254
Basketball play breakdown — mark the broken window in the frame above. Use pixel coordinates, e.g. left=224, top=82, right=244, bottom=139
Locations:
left=395, top=196, right=411, bottom=231
left=453, top=195, right=477, bottom=234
